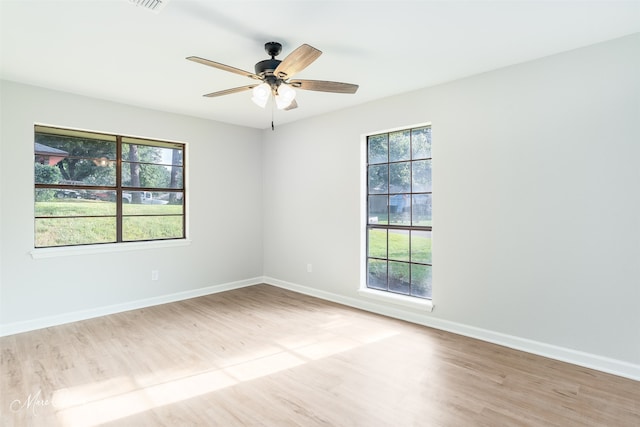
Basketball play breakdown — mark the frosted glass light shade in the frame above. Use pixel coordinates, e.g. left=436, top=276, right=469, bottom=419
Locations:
left=275, top=84, right=296, bottom=110
left=251, top=83, right=270, bottom=108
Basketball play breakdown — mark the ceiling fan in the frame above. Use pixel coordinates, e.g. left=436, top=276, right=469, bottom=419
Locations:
left=187, top=42, right=359, bottom=112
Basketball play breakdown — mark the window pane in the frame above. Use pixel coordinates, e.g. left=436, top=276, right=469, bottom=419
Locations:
left=368, top=195, right=388, bottom=224
left=388, top=229, right=409, bottom=261
left=412, top=159, right=432, bottom=193
left=411, top=264, right=432, bottom=299
left=35, top=217, right=116, bottom=247
left=389, top=130, right=410, bottom=162
left=122, top=163, right=183, bottom=189
left=140, top=146, right=185, bottom=166
left=123, top=193, right=184, bottom=214
left=388, top=261, right=410, bottom=294
left=389, top=162, right=410, bottom=193
left=35, top=133, right=116, bottom=186
left=368, top=134, right=388, bottom=164
left=122, top=191, right=180, bottom=206
left=412, top=127, right=431, bottom=159
left=34, top=159, right=116, bottom=186
left=35, top=133, right=116, bottom=160
left=121, top=143, right=159, bottom=161
left=412, top=194, right=432, bottom=227
left=368, top=229, right=387, bottom=258
left=123, top=216, right=184, bottom=241
left=35, top=187, right=78, bottom=203
left=35, top=190, right=116, bottom=216
left=367, top=259, right=387, bottom=290
left=411, top=230, right=432, bottom=264
left=368, top=164, right=388, bottom=194
left=389, top=194, right=410, bottom=225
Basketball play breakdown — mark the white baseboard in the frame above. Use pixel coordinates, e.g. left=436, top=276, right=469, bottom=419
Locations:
left=263, top=276, right=640, bottom=381
left=2, top=276, right=638, bottom=381
left=0, top=277, right=262, bottom=337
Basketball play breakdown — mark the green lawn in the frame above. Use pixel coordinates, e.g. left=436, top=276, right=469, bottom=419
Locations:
left=367, top=228, right=432, bottom=298
left=35, top=199, right=183, bottom=216
left=368, top=228, right=432, bottom=263
left=34, top=200, right=184, bottom=247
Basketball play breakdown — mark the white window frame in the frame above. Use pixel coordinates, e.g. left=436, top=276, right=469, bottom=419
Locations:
left=360, top=123, right=434, bottom=312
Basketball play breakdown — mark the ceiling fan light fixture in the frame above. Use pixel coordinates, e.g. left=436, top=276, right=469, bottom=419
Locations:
left=188, top=41, right=358, bottom=119
left=251, top=83, right=270, bottom=108
left=275, top=84, right=296, bottom=110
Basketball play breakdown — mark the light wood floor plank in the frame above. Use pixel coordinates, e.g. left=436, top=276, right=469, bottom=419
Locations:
left=1, top=284, right=638, bottom=426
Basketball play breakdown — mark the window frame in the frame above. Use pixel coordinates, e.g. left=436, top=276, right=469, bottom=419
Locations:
left=362, top=124, right=433, bottom=307
left=33, top=125, right=186, bottom=249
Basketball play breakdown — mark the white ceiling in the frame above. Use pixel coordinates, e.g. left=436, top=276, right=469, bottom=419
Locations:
left=1, top=1, right=639, bottom=129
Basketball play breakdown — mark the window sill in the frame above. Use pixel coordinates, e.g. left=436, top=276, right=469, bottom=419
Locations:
left=358, top=288, right=434, bottom=312
left=30, top=239, right=191, bottom=259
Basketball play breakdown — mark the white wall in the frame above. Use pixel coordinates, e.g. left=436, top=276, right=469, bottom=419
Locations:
left=0, top=81, right=264, bottom=330
left=262, top=34, right=640, bottom=373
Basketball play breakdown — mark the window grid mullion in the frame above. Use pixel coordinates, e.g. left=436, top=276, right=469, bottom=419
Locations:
left=116, top=136, right=123, bottom=243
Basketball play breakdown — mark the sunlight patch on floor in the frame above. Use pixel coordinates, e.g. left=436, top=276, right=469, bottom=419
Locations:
left=53, top=377, right=136, bottom=408
left=54, top=371, right=238, bottom=427
left=53, top=329, right=400, bottom=426
left=224, top=352, right=305, bottom=381
left=54, top=370, right=238, bottom=426
left=217, top=343, right=285, bottom=369
left=293, top=336, right=360, bottom=360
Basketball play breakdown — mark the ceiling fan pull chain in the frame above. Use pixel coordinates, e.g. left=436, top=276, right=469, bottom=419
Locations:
left=271, top=100, right=275, bottom=131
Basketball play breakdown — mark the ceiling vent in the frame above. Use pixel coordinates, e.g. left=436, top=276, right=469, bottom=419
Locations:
left=128, top=0, right=170, bottom=13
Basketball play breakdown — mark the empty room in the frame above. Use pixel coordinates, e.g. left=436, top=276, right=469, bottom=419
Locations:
left=1, top=1, right=639, bottom=426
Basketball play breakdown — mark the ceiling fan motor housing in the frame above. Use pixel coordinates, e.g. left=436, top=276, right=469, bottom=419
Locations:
left=255, top=42, right=283, bottom=77
left=254, top=59, right=282, bottom=77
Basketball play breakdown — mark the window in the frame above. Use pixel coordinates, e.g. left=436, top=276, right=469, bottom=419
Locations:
left=34, top=125, right=185, bottom=248
left=366, top=126, right=432, bottom=299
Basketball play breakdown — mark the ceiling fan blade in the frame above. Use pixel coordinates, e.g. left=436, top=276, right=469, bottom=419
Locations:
left=284, top=99, right=298, bottom=111
left=203, top=85, right=258, bottom=98
left=274, top=44, right=322, bottom=79
left=289, top=79, right=359, bottom=94
left=187, top=56, right=260, bottom=80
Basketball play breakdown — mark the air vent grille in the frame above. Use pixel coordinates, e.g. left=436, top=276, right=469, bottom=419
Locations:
left=128, top=0, right=169, bottom=13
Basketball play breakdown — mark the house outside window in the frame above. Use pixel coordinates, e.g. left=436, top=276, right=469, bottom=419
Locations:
left=34, top=125, right=185, bottom=248
left=366, top=125, right=432, bottom=299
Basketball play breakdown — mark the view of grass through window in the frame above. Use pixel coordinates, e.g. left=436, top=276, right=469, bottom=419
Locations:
left=366, top=125, right=432, bottom=298
left=34, top=125, right=185, bottom=248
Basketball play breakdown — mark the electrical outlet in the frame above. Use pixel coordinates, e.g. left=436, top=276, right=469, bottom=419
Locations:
left=151, top=270, right=159, bottom=281
left=307, top=264, right=313, bottom=273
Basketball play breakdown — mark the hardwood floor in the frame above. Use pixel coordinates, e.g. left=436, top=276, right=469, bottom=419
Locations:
left=1, top=284, right=638, bottom=426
